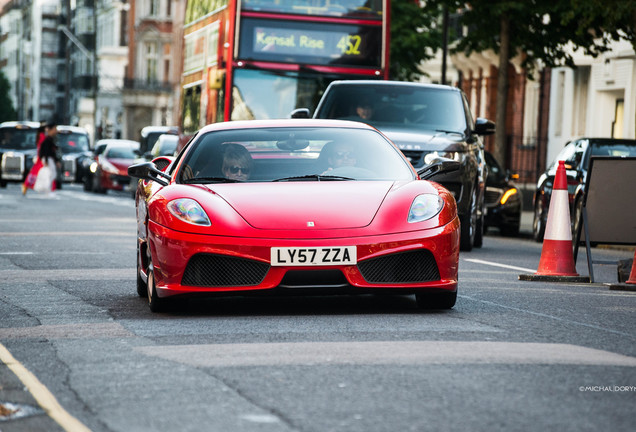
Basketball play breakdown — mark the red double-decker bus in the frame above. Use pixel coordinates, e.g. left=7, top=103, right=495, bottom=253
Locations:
left=181, top=0, right=389, bottom=131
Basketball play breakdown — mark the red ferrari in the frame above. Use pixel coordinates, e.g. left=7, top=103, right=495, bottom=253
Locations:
left=129, top=119, right=460, bottom=312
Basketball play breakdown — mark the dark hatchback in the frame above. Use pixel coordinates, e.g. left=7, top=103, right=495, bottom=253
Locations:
left=532, top=137, right=636, bottom=242
left=293, top=80, right=494, bottom=251
left=484, top=151, right=522, bottom=236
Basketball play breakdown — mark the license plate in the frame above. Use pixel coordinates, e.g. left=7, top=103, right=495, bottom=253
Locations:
left=271, top=246, right=357, bottom=266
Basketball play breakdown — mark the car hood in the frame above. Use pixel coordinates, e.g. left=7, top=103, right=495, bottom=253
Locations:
left=0, top=148, right=37, bottom=156
left=206, top=181, right=394, bottom=230
left=375, top=126, right=467, bottom=152
left=108, top=158, right=135, bottom=171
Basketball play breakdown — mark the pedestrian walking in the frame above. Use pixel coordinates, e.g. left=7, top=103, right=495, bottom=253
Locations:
left=33, top=121, right=59, bottom=196
left=22, top=122, right=47, bottom=195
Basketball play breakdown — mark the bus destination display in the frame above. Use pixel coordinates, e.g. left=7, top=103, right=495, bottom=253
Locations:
left=239, top=19, right=382, bottom=67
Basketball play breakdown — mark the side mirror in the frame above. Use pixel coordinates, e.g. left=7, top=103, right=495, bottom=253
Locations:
left=290, top=108, right=311, bottom=119
left=474, top=118, right=495, bottom=136
left=128, top=162, right=171, bottom=186
left=417, top=157, right=461, bottom=181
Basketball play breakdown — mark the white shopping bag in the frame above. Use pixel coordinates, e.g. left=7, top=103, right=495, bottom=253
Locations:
left=33, top=165, right=52, bottom=193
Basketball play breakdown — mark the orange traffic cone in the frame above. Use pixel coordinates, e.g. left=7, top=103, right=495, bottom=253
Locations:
left=627, top=252, right=636, bottom=284
left=520, top=160, right=590, bottom=282
left=609, top=249, right=636, bottom=291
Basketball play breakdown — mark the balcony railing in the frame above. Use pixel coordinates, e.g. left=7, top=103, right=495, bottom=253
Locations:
left=124, top=78, right=173, bottom=93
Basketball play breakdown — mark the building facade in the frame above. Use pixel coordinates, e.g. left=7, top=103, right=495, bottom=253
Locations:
left=122, top=0, right=180, bottom=142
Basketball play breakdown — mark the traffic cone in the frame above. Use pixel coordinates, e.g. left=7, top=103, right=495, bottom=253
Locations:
left=609, top=250, right=636, bottom=291
left=627, top=252, right=636, bottom=284
left=519, top=160, right=590, bottom=282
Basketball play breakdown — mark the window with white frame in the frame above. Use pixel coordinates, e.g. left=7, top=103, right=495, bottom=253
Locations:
left=144, top=42, right=158, bottom=83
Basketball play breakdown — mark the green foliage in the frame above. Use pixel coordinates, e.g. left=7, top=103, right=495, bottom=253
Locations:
left=424, top=0, right=636, bottom=77
left=0, top=71, right=16, bottom=122
left=390, top=1, right=445, bottom=81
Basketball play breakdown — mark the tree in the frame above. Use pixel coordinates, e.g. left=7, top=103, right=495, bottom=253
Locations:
left=423, top=0, right=636, bottom=167
left=390, top=1, right=445, bottom=81
left=0, top=71, right=17, bottom=122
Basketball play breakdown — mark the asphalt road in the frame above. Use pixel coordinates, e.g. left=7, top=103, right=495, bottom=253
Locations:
left=0, top=182, right=635, bottom=432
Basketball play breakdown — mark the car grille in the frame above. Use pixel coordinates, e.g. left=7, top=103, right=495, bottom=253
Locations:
left=485, top=187, right=503, bottom=206
left=181, top=253, right=270, bottom=287
left=357, top=249, right=440, bottom=284
left=401, top=150, right=424, bottom=167
left=279, top=269, right=348, bottom=288
left=1, top=153, right=25, bottom=180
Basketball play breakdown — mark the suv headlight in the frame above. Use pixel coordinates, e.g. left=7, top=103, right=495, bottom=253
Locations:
left=424, top=151, right=465, bottom=165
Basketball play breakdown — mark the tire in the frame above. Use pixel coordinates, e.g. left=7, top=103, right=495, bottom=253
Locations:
left=532, top=198, right=547, bottom=242
left=136, top=243, right=147, bottom=298
left=147, top=264, right=168, bottom=313
left=572, top=197, right=583, bottom=245
left=416, top=291, right=457, bottom=310
left=460, top=187, right=478, bottom=251
left=83, top=174, right=93, bottom=191
left=473, top=211, right=484, bottom=248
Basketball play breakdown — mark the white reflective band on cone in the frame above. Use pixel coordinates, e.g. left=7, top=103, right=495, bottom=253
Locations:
left=544, top=189, right=572, bottom=241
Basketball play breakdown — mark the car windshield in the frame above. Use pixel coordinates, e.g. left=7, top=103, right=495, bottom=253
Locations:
left=178, top=127, right=414, bottom=183
left=57, top=132, right=90, bottom=154
left=106, top=146, right=137, bottom=159
left=316, top=85, right=468, bottom=134
left=0, top=127, right=38, bottom=150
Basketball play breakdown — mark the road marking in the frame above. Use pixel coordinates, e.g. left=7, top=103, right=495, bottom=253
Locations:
left=464, top=258, right=536, bottom=273
left=0, top=231, right=133, bottom=237
left=460, top=295, right=634, bottom=338
left=135, top=341, right=636, bottom=367
left=0, top=343, right=91, bottom=432
left=0, top=323, right=133, bottom=339
left=0, top=268, right=136, bottom=282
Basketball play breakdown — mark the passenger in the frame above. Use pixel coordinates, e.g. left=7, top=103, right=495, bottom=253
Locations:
left=323, top=142, right=357, bottom=173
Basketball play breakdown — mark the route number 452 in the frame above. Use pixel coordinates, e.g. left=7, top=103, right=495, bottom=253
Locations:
left=337, top=35, right=362, bottom=55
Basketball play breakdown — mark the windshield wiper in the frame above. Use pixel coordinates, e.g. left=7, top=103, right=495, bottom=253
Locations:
left=182, top=176, right=241, bottom=184
left=435, top=129, right=464, bottom=135
left=273, top=174, right=354, bottom=182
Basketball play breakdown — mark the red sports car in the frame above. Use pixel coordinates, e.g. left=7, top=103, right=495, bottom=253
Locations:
left=129, top=119, right=460, bottom=312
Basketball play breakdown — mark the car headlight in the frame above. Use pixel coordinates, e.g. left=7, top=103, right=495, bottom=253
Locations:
left=167, top=198, right=211, bottom=226
left=500, top=188, right=519, bottom=205
left=89, top=161, right=98, bottom=173
left=424, top=151, right=465, bottom=165
left=408, top=194, right=444, bottom=223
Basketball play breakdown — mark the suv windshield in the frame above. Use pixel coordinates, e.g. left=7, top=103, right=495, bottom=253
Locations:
left=316, top=85, right=468, bottom=134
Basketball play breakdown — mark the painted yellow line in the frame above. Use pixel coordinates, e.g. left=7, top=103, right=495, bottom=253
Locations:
left=0, top=343, right=91, bottom=432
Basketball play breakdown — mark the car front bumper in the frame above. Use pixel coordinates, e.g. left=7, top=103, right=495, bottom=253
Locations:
left=145, top=218, right=460, bottom=299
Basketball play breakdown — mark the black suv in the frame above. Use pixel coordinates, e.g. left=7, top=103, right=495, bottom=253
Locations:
left=292, top=80, right=494, bottom=251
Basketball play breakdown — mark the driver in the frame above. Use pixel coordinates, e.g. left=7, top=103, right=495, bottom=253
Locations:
left=221, top=144, right=253, bottom=181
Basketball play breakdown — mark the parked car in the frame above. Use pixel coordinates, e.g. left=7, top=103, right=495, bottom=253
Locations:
left=0, top=121, right=40, bottom=187
left=483, top=151, right=522, bottom=236
left=129, top=134, right=179, bottom=197
left=129, top=119, right=461, bottom=312
left=139, top=125, right=178, bottom=155
left=85, top=139, right=139, bottom=193
left=532, top=137, right=636, bottom=242
left=57, top=125, right=92, bottom=184
left=292, top=80, right=494, bottom=251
